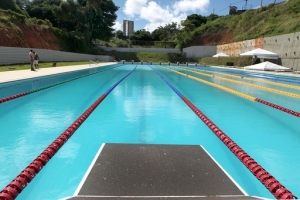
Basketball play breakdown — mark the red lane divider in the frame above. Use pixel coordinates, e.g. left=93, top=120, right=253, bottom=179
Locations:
left=0, top=94, right=106, bottom=200
left=150, top=65, right=297, bottom=199
left=255, top=98, right=300, bottom=117
left=0, top=65, right=122, bottom=105
left=182, top=96, right=297, bottom=199
left=0, top=92, right=28, bottom=104
left=0, top=65, right=137, bottom=200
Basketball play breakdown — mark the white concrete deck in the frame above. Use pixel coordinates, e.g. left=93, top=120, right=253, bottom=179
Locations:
left=212, top=65, right=300, bottom=77
left=0, top=62, right=115, bottom=84
left=1, top=63, right=299, bottom=84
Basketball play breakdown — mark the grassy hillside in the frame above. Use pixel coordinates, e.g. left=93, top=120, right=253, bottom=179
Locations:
left=0, top=9, right=59, bottom=48
left=199, top=57, right=252, bottom=67
left=1, top=0, right=300, bottom=65
left=101, top=52, right=198, bottom=63
left=191, top=0, right=300, bottom=45
left=0, top=9, right=100, bottom=53
left=232, top=1, right=300, bottom=41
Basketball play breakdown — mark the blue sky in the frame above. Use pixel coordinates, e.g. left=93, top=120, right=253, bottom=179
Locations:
left=112, top=0, right=286, bottom=32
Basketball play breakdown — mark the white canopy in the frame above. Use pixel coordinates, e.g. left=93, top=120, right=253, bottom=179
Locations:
left=212, top=52, right=230, bottom=57
left=240, top=48, right=278, bottom=59
left=244, top=61, right=291, bottom=71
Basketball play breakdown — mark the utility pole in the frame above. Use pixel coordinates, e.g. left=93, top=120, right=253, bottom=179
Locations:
left=261, top=0, right=263, bottom=7
left=245, top=0, right=248, bottom=9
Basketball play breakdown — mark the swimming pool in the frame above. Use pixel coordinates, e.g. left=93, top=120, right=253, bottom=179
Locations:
left=0, top=64, right=299, bottom=199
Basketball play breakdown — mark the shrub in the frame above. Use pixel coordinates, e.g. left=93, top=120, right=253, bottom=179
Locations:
left=287, top=0, right=300, bottom=13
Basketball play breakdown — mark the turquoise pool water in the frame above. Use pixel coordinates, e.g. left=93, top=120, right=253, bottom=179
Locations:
left=0, top=64, right=299, bottom=199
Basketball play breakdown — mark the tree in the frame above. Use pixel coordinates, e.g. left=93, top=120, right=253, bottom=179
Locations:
left=54, top=0, right=84, bottom=31
left=130, top=29, right=152, bottom=41
left=181, top=14, right=207, bottom=31
left=207, top=14, right=218, bottom=22
left=0, top=0, right=23, bottom=13
left=90, top=0, right=118, bottom=41
left=151, top=22, right=179, bottom=41
left=25, top=0, right=62, bottom=27
left=151, top=26, right=164, bottom=41
left=14, top=0, right=30, bottom=9
left=161, top=22, right=179, bottom=41
left=115, top=30, right=128, bottom=40
left=64, top=0, right=118, bottom=42
left=176, top=29, right=193, bottom=50
left=24, top=0, right=118, bottom=43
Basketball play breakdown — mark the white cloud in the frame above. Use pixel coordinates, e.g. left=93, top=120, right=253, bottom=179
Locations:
left=113, top=21, right=122, bottom=31
left=140, top=1, right=171, bottom=23
left=143, top=13, right=187, bottom=33
left=140, top=1, right=181, bottom=31
left=123, top=0, right=148, bottom=17
left=173, top=0, right=210, bottom=15
left=122, top=0, right=210, bottom=32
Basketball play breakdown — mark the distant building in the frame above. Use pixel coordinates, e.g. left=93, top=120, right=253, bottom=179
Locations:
left=229, top=6, right=238, bottom=15
left=122, top=20, right=134, bottom=37
left=229, top=6, right=246, bottom=15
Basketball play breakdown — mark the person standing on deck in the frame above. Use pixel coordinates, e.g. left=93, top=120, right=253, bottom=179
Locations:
left=33, top=51, right=40, bottom=69
left=29, top=49, right=35, bottom=71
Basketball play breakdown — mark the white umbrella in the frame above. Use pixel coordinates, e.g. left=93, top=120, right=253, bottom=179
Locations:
left=240, top=48, right=278, bottom=59
left=244, top=61, right=291, bottom=71
left=212, top=52, right=230, bottom=57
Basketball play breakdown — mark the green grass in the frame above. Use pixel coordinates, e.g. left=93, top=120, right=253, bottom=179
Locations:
left=186, top=0, right=300, bottom=45
left=199, top=56, right=252, bottom=67
left=101, top=52, right=191, bottom=63
left=0, top=61, right=99, bottom=72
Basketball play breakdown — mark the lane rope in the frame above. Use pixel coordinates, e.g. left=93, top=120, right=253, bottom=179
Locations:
left=160, top=66, right=300, bottom=118
left=150, top=65, right=297, bottom=199
left=0, top=65, right=121, bottom=104
left=196, top=66, right=300, bottom=85
left=172, top=66, right=300, bottom=99
left=203, top=69, right=300, bottom=90
left=0, top=66, right=137, bottom=200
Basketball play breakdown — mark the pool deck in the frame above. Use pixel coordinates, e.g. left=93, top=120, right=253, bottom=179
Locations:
left=64, top=144, right=260, bottom=200
left=1, top=63, right=300, bottom=84
left=212, top=65, right=300, bottom=77
left=0, top=62, right=114, bottom=84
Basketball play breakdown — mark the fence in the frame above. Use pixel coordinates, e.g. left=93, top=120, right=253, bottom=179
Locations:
left=0, top=46, right=113, bottom=65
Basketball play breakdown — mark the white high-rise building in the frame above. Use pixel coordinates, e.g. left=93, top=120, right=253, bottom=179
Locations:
left=122, top=20, right=134, bottom=37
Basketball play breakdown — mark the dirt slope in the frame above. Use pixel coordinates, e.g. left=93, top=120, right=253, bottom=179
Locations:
left=0, top=22, right=232, bottom=49
left=190, top=31, right=234, bottom=46
left=0, top=23, right=60, bottom=50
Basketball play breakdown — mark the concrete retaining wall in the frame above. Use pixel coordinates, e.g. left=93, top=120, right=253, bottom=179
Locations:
left=216, top=32, right=300, bottom=70
left=0, top=46, right=113, bottom=65
left=263, top=32, right=300, bottom=70
left=218, top=38, right=264, bottom=56
left=182, top=46, right=216, bottom=58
